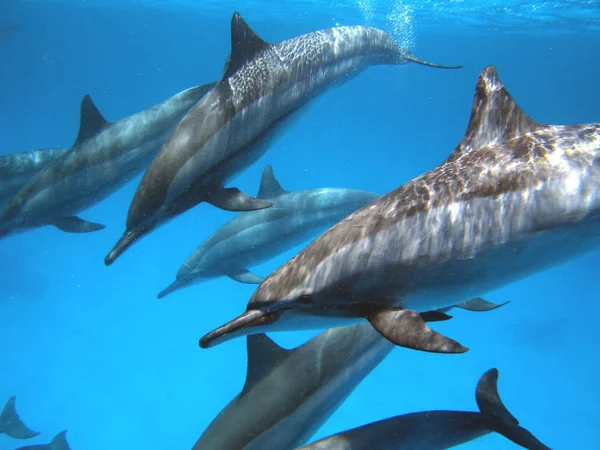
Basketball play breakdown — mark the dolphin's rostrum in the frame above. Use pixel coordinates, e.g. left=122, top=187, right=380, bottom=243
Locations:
left=105, top=11, right=461, bottom=265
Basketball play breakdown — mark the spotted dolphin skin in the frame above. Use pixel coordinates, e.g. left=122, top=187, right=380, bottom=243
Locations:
left=0, top=147, right=68, bottom=207
left=158, top=165, right=379, bottom=298
left=0, top=396, right=39, bottom=440
left=104, top=12, right=461, bottom=266
left=0, top=82, right=215, bottom=238
left=296, top=369, right=550, bottom=450
left=14, top=430, right=71, bottom=450
left=200, top=65, right=600, bottom=353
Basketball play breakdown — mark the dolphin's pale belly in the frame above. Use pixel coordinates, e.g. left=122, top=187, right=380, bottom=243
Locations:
left=298, top=179, right=600, bottom=312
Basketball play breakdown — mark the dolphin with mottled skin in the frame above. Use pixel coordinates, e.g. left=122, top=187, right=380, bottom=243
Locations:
left=158, top=165, right=379, bottom=298
left=200, top=65, right=600, bottom=353
left=0, top=82, right=215, bottom=237
left=0, top=396, right=39, bottom=440
left=105, top=12, right=461, bottom=265
left=296, top=369, right=550, bottom=450
left=14, top=430, right=70, bottom=450
left=0, top=148, right=68, bottom=207
left=192, top=301, right=500, bottom=450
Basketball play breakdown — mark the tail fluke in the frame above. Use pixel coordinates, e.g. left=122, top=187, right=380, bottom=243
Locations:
left=476, top=369, right=552, bottom=450
left=0, top=396, right=40, bottom=439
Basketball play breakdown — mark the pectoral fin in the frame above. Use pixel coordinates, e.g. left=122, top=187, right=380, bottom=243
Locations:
left=51, top=216, right=106, bottom=233
left=228, top=269, right=265, bottom=284
left=368, top=308, right=468, bottom=354
left=454, top=297, right=510, bottom=312
left=206, top=187, right=273, bottom=212
left=419, top=311, right=453, bottom=322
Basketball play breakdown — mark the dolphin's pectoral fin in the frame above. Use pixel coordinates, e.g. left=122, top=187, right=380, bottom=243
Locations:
left=0, top=396, right=40, bottom=439
left=454, top=297, right=510, bottom=312
left=419, top=311, right=453, bottom=322
left=206, top=187, right=273, bottom=212
left=51, top=216, right=106, bottom=233
left=367, top=308, right=468, bottom=354
left=228, top=269, right=265, bottom=284
left=476, top=369, right=551, bottom=450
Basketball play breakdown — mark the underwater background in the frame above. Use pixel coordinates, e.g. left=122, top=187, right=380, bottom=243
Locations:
left=1, top=0, right=599, bottom=448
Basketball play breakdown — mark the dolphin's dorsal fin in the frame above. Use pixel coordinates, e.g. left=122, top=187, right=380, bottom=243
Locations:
left=257, top=165, right=288, bottom=199
left=223, top=12, right=270, bottom=79
left=446, top=66, right=541, bottom=163
left=239, top=334, right=290, bottom=398
left=50, top=430, right=70, bottom=450
left=74, top=95, right=109, bottom=147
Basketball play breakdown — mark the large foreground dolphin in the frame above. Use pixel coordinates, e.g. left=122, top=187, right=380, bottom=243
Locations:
left=192, top=302, right=499, bottom=450
left=158, top=165, right=379, bottom=298
left=15, top=430, right=70, bottom=450
left=0, top=147, right=68, bottom=206
left=0, top=82, right=214, bottom=237
left=105, top=12, right=461, bottom=265
left=200, top=65, right=600, bottom=353
left=297, top=369, right=550, bottom=450
left=0, top=396, right=39, bottom=439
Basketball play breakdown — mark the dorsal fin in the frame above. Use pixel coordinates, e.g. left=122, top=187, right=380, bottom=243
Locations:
left=222, top=12, right=270, bottom=79
left=74, top=95, right=109, bottom=147
left=257, top=165, right=288, bottom=199
left=239, top=334, right=290, bottom=398
left=446, top=66, right=541, bottom=162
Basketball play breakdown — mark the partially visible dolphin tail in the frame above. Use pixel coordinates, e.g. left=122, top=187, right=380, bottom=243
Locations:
left=0, top=396, right=40, bottom=439
left=476, top=369, right=551, bottom=450
left=406, top=54, right=463, bottom=69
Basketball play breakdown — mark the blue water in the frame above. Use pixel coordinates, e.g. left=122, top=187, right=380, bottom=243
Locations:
left=0, top=0, right=599, bottom=449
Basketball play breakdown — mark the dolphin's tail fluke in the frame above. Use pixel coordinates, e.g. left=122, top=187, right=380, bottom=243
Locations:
left=157, top=279, right=184, bottom=299
left=476, top=369, right=551, bottom=450
left=105, top=229, right=142, bottom=266
left=406, top=54, right=463, bottom=69
left=0, top=396, right=40, bottom=439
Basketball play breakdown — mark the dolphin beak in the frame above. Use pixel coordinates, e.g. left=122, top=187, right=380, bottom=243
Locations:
left=406, top=54, right=463, bottom=69
left=199, top=309, right=276, bottom=349
left=157, top=279, right=185, bottom=299
left=105, top=229, right=141, bottom=266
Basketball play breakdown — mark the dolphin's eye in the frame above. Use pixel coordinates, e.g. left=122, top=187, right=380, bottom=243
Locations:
left=297, top=294, right=312, bottom=304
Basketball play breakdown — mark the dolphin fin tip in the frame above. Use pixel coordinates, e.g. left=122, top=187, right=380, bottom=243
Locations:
left=368, top=308, right=468, bottom=354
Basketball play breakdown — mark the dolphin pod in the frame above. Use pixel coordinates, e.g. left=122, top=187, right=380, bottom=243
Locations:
left=296, top=369, right=550, bottom=450
left=158, top=165, right=379, bottom=298
left=0, top=82, right=214, bottom=238
left=199, top=64, right=600, bottom=357
left=104, top=12, right=461, bottom=266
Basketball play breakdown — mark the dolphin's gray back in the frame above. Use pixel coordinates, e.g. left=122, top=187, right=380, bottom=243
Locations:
left=178, top=188, right=379, bottom=279
left=298, top=411, right=488, bottom=450
left=193, top=323, right=393, bottom=450
left=0, top=147, right=68, bottom=205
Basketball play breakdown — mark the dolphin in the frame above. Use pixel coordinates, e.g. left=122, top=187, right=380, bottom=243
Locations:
left=296, top=368, right=550, bottom=450
left=200, top=64, right=600, bottom=353
left=192, top=301, right=500, bottom=450
left=0, top=396, right=39, bottom=439
left=0, top=82, right=215, bottom=237
left=14, top=430, right=70, bottom=450
left=0, top=148, right=69, bottom=207
left=104, top=12, right=461, bottom=265
left=158, top=165, right=379, bottom=298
